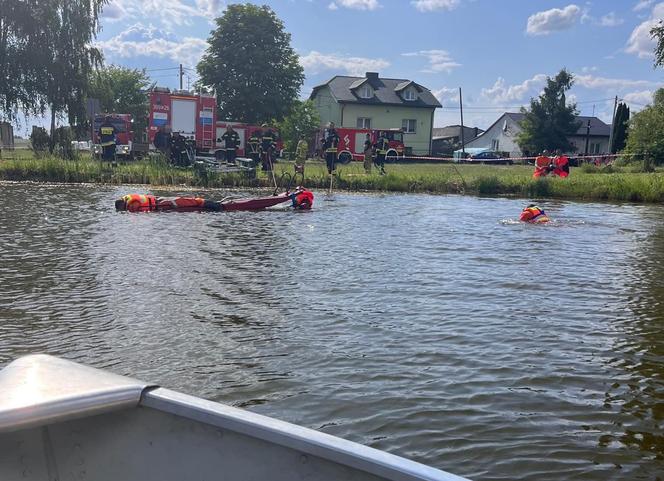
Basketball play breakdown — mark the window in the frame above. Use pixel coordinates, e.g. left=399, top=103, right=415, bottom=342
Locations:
left=358, top=84, right=373, bottom=99
left=357, top=117, right=371, bottom=129
left=402, top=119, right=417, bottom=133
left=492, top=139, right=500, bottom=151
left=403, top=88, right=417, bottom=101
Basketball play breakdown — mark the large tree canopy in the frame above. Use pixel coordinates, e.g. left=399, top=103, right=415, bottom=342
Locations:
left=516, top=69, right=581, bottom=155
left=88, top=65, right=153, bottom=135
left=197, top=4, right=304, bottom=124
left=624, top=88, right=664, bottom=164
left=0, top=0, right=106, bottom=136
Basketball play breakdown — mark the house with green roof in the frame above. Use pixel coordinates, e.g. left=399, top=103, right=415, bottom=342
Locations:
left=309, top=72, right=441, bottom=155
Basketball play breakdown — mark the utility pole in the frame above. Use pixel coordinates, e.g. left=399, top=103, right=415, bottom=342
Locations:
left=459, top=87, right=465, bottom=157
left=179, top=64, right=184, bottom=90
left=608, top=95, right=618, bottom=154
left=584, top=118, right=591, bottom=156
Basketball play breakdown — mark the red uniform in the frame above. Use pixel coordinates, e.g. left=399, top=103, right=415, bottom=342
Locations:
left=533, top=155, right=552, bottom=178
left=552, top=155, right=570, bottom=178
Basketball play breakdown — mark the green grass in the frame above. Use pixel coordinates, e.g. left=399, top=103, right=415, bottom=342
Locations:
left=3, top=153, right=664, bottom=203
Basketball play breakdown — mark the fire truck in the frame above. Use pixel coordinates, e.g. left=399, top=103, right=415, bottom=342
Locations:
left=214, top=121, right=284, bottom=160
left=148, top=87, right=216, bottom=153
left=324, top=127, right=406, bottom=163
left=92, top=114, right=134, bottom=158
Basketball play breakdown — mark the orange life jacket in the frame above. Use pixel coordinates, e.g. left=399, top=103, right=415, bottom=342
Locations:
left=519, top=206, right=549, bottom=223
left=123, top=194, right=158, bottom=212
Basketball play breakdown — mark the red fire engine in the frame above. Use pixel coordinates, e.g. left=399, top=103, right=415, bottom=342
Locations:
left=148, top=87, right=216, bottom=152
left=324, top=127, right=406, bottom=162
left=92, top=113, right=134, bottom=158
left=214, top=121, right=284, bottom=159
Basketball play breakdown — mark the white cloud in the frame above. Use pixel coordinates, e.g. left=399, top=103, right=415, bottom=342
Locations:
left=526, top=4, right=582, bottom=36
left=634, top=0, right=654, bottom=11
left=402, top=49, right=461, bottom=73
left=625, top=3, right=664, bottom=58
left=335, top=0, right=380, bottom=10
left=96, top=23, right=208, bottom=66
left=481, top=74, right=548, bottom=104
left=195, top=0, right=226, bottom=18
left=299, top=51, right=390, bottom=76
left=101, top=1, right=128, bottom=20
left=623, top=90, right=654, bottom=105
left=100, top=0, right=223, bottom=27
left=328, top=2, right=339, bottom=10
left=575, top=73, right=659, bottom=90
left=599, top=12, right=624, bottom=27
left=431, top=87, right=459, bottom=107
left=411, top=0, right=459, bottom=12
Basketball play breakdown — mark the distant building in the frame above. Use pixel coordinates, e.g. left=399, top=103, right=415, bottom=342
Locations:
left=0, top=122, right=14, bottom=150
left=431, top=125, right=483, bottom=156
left=463, top=112, right=611, bottom=157
left=309, top=72, right=441, bottom=155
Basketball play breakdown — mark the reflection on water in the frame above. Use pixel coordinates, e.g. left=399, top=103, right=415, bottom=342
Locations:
left=0, top=182, right=663, bottom=481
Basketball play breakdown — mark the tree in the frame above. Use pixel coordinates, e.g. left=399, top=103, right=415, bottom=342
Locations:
left=197, top=4, right=304, bottom=124
left=88, top=66, right=153, bottom=137
left=651, top=21, right=664, bottom=68
left=516, top=69, right=581, bottom=155
left=37, top=0, right=107, bottom=151
left=0, top=1, right=46, bottom=120
left=276, top=100, right=320, bottom=153
left=624, top=88, right=664, bottom=164
left=1, top=1, right=107, bottom=153
left=610, top=102, right=630, bottom=154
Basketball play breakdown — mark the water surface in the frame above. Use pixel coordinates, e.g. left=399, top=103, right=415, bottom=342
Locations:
left=0, top=182, right=662, bottom=481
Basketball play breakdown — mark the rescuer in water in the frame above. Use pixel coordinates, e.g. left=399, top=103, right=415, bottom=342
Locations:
left=519, top=204, right=550, bottom=223
left=115, top=190, right=314, bottom=213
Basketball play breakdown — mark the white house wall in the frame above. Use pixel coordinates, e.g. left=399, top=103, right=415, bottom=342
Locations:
left=464, top=115, right=523, bottom=157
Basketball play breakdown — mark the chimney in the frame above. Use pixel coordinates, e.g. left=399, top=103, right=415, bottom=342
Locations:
left=366, top=72, right=379, bottom=82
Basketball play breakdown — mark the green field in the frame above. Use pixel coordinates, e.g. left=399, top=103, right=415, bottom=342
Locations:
left=2, top=153, right=664, bottom=203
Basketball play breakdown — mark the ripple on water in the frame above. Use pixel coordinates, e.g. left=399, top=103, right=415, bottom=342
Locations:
left=0, top=183, right=663, bottom=481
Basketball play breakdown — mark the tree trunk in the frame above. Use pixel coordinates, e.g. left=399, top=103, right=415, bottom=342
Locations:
left=49, top=108, right=56, bottom=154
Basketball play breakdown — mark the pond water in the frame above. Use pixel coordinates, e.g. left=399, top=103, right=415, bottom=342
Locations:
left=0, top=182, right=662, bottom=481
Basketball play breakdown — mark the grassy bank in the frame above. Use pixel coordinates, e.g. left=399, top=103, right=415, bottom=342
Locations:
left=2, top=154, right=664, bottom=203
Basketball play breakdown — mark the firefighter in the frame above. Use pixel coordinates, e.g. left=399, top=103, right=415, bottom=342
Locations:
left=170, top=132, right=189, bottom=167
left=363, top=133, right=373, bottom=174
left=98, top=116, right=116, bottom=161
left=246, top=129, right=261, bottom=165
left=374, top=131, right=388, bottom=175
left=321, top=122, right=339, bottom=174
left=221, top=125, right=240, bottom=164
left=259, top=124, right=277, bottom=172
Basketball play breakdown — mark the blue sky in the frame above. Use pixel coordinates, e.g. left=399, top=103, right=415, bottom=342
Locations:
left=80, top=0, right=664, bottom=130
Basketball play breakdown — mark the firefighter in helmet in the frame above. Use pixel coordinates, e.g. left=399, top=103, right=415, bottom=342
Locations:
left=321, top=122, right=339, bottom=175
left=374, top=131, right=389, bottom=175
left=221, top=125, right=240, bottom=164
left=246, top=129, right=261, bottom=165
left=98, top=116, right=117, bottom=161
left=259, top=123, right=277, bottom=172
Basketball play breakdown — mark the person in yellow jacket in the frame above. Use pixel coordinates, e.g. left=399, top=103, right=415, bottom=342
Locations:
left=98, top=116, right=116, bottom=161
